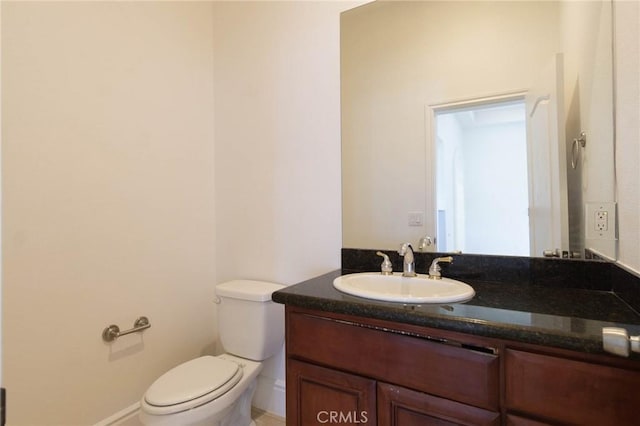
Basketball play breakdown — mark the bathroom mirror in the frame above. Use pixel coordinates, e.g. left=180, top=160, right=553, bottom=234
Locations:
left=341, top=0, right=616, bottom=259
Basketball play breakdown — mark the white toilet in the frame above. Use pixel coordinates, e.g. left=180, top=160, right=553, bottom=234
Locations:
left=139, top=280, right=285, bottom=426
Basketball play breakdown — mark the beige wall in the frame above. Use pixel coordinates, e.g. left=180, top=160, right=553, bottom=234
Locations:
left=213, top=0, right=344, bottom=289
left=2, top=0, right=349, bottom=424
left=211, top=0, right=350, bottom=416
left=2, top=2, right=218, bottom=424
left=615, top=0, right=640, bottom=273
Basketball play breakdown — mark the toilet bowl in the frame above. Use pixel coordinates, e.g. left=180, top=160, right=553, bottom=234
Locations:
left=139, top=280, right=285, bottom=426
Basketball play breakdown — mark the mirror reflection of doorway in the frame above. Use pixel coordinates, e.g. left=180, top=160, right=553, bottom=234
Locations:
left=435, top=98, right=530, bottom=256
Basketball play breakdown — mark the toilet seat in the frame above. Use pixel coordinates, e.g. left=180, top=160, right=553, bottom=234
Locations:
left=143, top=356, right=243, bottom=415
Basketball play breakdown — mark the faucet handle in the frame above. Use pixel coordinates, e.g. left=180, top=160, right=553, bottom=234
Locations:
left=376, top=251, right=393, bottom=275
left=418, top=236, right=433, bottom=251
left=428, top=256, right=454, bottom=279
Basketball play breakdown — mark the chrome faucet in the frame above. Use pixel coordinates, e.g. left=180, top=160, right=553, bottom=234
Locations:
left=398, top=243, right=416, bottom=277
left=428, top=256, right=453, bottom=279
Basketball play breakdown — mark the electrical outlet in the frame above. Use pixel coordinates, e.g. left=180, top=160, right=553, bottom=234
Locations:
left=586, top=202, right=616, bottom=240
left=595, top=211, right=608, bottom=231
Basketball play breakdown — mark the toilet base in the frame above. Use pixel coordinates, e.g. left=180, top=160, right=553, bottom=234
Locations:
left=218, top=380, right=256, bottom=426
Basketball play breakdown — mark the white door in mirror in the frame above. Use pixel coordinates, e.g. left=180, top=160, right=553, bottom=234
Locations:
left=602, top=327, right=640, bottom=357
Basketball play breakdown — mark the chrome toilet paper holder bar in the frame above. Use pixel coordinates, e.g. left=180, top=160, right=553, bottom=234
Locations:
left=102, top=316, right=151, bottom=342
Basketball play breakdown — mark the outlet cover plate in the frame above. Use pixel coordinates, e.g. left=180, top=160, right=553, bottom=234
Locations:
left=586, top=202, right=616, bottom=240
left=408, top=211, right=424, bottom=227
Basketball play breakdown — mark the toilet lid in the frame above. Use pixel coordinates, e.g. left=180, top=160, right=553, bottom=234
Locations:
left=144, top=356, right=241, bottom=408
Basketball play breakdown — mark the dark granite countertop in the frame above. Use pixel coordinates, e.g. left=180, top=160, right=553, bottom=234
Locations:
left=272, top=269, right=640, bottom=359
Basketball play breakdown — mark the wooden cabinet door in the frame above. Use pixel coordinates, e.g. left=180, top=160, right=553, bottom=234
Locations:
left=286, top=359, right=376, bottom=426
left=377, top=383, right=500, bottom=426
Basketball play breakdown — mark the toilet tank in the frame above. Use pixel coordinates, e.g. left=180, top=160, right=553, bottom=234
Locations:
left=215, top=280, right=285, bottom=361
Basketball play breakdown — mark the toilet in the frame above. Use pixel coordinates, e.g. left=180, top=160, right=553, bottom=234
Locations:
left=139, top=280, right=285, bottom=426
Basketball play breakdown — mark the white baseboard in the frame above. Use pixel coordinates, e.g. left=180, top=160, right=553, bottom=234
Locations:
left=93, top=402, right=140, bottom=426
left=252, top=376, right=286, bottom=418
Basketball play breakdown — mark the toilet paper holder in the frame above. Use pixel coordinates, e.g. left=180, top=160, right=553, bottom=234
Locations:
left=102, top=316, right=151, bottom=342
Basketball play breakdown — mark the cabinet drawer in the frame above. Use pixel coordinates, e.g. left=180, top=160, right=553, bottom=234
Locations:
left=505, top=349, right=640, bottom=425
left=287, top=310, right=500, bottom=410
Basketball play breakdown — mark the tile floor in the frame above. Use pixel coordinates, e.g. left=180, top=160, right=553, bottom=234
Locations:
left=252, top=408, right=286, bottom=426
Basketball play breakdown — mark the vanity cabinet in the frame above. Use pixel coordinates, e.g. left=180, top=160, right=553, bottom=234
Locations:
left=285, top=307, right=501, bottom=425
left=285, top=306, right=640, bottom=426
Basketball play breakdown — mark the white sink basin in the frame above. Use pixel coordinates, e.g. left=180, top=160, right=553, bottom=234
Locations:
left=333, top=272, right=475, bottom=304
